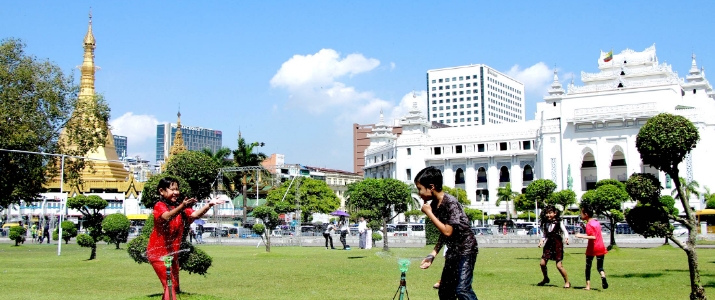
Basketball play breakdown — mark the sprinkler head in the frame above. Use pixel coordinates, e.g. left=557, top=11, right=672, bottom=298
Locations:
left=162, top=255, right=173, bottom=268
left=398, top=259, right=411, bottom=273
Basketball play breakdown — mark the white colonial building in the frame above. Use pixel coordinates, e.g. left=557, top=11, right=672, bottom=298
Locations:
left=364, top=45, right=715, bottom=216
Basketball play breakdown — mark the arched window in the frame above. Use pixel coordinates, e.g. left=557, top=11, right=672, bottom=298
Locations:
left=523, top=165, right=533, bottom=181
left=499, top=166, right=510, bottom=182
left=477, top=167, right=487, bottom=183
left=455, top=168, right=465, bottom=184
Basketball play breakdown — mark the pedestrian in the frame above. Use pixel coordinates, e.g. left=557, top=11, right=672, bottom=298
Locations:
left=189, top=222, right=196, bottom=244
left=537, top=205, right=570, bottom=288
left=146, top=176, right=224, bottom=299
left=31, top=223, right=38, bottom=243
left=42, top=222, right=50, bottom=244
left=575, top=205, right=609, bottom=290
left=358, top=217, right=367, bottom=249
left=416, top=166, right=478, bottom=300
left=502, top=223, right=507, bottom=235
left=323, top=221, right=336, bottom=249
left=338, top=216, right=350, bottom=250
left=196, top=223, right=204, bottom=244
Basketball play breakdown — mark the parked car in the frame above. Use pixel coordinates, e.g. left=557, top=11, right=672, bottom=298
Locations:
left=673, top=224, right=688, bottom=236
left=527, top=227, right=543, bottom=236
left=471, top=227, right=493, bottom=236
left=565, top=225, right=585, bottom=234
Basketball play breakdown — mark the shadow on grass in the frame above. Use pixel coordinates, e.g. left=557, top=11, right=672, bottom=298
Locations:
left=128, top=292, right=225, bottom=300
left=611, top=272, right=664, bottom=278
left=348, top=256, right=366, bottom=259
left=515, top=257, right=539, bottom=260
left=703, top=281, right=715, bottom=288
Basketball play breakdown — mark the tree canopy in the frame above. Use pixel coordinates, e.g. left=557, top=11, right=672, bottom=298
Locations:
left=519, top=179, right=557, bottom=212
left=252, top=205, right=281, bottom=252
left=140, top=175, right=191, bottom=209
left=265, top=177, right=340, bottom=222
left=102, top=213, right=131, bottom=249
left=67, top=194, right=107, bottom=260
left=548, top=189, right=577, bottom=210
left=443, top=186, right=469, bottom=205
left=346, top=178, right=415, bottom=251
left=580, top=180, right=630, bottom=247
left=163, top=150, right=220, bottom=200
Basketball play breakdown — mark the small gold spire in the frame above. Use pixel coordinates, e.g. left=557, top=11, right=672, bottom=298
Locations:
left=169, top=109, right=187, bottom=157
left=84, top=9, right=95, bottom=46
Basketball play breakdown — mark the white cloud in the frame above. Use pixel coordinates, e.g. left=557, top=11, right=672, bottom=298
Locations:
left=506, top=62, right=554, bottom=96
left=389, top=91, right=427, bottom=122
left=390, top=62, right=396, bottom=71
left=109, top=112, right=162, bottom=160
left=270, top=49, right=382, bottom=115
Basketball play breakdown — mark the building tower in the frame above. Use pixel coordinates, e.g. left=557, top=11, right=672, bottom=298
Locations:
left=168, top=110, right=187, bottom=157
left=58, top=12, right=128, bottom=183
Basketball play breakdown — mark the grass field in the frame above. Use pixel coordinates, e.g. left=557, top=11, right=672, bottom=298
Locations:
left=1, top=242, right=715, bottom=299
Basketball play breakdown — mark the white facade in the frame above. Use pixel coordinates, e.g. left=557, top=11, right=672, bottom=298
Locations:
left=366, top=45, right=715, bottom=215
left=427, top=64, right=525, bottom=126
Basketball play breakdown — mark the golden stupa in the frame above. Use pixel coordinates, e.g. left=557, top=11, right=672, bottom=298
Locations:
left=46, top=12, right=141, bottom=197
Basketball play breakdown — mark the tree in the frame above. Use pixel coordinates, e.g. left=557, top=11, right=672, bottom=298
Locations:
left=265, top=177, right=340, bottom=222
left=443, top=186, right=470, bottom=205
left=520, top=179, right=557, bottom=213
left=671, top=177, right=701, bottom=203
left=703, top=187, right=715, bottom=209
left=548, top=189, right=577, bottom=211
left=52, top=221, right=78, bottom=244
left=580, top=180, right=630, bottom=248
left=252, top=205, right=281, bottom=252
left=634, top=113, right=705, bottom=299
left=164, top=151, right=220, bottom=200
left=232, top=135, right=268, bottom=225
left=9, top=225, right=26, bottom=246
left=0, top=38, right=110, bottom=209
left=102, top=213, right=130, bottom=249
left=67, top=194, right=107, bottom=260
left=496, top=183, right=518, bottom=219
left=346, top=178, right=415, bottom=251
left=140, top=175, right=191, bottom=209
left=403, top=209, right=422, bottom=222
left=201, top=147, right=237, bottom=197
left=463, top=208, right=484, bottom=225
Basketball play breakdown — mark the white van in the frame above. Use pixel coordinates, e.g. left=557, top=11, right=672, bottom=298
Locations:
left=394, top=223, right=426, bottom=237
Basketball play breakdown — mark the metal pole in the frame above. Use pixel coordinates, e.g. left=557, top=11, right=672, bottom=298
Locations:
left=57, top=155, right=65, bottom=256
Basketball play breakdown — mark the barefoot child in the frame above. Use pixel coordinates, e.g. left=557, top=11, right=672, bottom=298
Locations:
left=537, top=205, right=570, bottom=288
left=416, top=167, right=478, bottom=300
left=575, top=205, right=608, bottom=290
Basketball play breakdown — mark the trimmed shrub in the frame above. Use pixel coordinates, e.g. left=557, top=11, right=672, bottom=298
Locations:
left=372, top=232, right=383, bottom=242
left=9, top=226, right=26, bottom=246
left=102, top=213, right=131, bottom=249
left=426, top=219, right=440, bottom=245
left=181, top=244, right=213, bottom=276
left=76, top=234, right=95, bottom=248
left=52, top=221, right=78, bottom=244
left=252, top=223, right=266, bottom=235
left=127, top=235, right=150, bottom=264
left=141, top=215, right=154, bottom=237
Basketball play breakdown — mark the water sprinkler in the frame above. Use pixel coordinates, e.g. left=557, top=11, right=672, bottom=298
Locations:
left=163, top=255, right=175, bottom=300
left=392, top=259, right=411, bottom=300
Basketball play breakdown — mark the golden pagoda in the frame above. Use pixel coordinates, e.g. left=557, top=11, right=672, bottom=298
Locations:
left=46, top=12, right=139, bottom=195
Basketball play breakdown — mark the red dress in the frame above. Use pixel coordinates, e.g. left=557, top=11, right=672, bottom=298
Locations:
left=585, top=219, right=607, bottom=257
left=148, top=201, right=194, bottom=299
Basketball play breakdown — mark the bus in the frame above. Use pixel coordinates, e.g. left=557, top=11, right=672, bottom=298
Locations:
left=394, top=223, right=425, bottom=237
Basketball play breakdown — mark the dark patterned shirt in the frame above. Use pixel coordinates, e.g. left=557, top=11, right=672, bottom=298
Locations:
left=433, top=193, right=478, bottom=255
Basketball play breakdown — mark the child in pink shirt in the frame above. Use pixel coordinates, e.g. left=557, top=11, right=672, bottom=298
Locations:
left=575, top=206, right=608, bottom=290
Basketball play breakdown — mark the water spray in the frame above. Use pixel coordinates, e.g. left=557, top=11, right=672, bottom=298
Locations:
left=392, top=259, right=411, bottom=300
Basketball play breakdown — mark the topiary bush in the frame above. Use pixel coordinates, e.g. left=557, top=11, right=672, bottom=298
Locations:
left=372, top=232, right=382, bottom=243
left=179, top=241, right=213, bottom=276
left=9, top=226, right=26, bottom=246
left=53, top=221, right=78, bottom=244
left=252, top=223, right=266, bottom=235
left=141, top=215, right=154, bottom=237
left=102, top=213, right=131, bottom=249
left=426, top=219, right=440, bottom=245
left=76, top=234, right=95, bottom=248
left=127, top=235, right=149, bottom=264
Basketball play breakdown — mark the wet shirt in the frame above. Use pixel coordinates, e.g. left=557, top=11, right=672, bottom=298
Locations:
left=433, top=193, right=478, bottom=255
left=585, top=219, right=607, bottom=256
left=147, top=201, right=194, bottom=262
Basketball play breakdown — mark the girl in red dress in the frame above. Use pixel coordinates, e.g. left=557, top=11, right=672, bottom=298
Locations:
left=575, top=205, right=609, bottom=290
left=537, top=205, right=570, bottom=288
left=147, top=177, right=224, bottom=300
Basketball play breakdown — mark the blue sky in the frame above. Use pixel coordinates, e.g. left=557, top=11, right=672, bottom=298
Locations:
left=2, top=1, right=713, bottom=171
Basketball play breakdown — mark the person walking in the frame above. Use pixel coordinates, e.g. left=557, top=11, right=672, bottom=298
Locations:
left=31, top=223, right=38, bottom=243
left=146, top=176, right=224, bottom=299
left=338, top=216, right=349, bottom=250
left=575, top=205, right=609, bottom=290
left=196, top=223, right=204, bottom=244
left=537, top=205, right=570, bottom=288
left=358, top=217, right=367, bottom=249
left=42, top=222, right=50, bottom=244
left=189, top=222, right=196, bottom=244
left=323, top=221, right=337, bottom=249
left=416, top=166, right=479, bottom=300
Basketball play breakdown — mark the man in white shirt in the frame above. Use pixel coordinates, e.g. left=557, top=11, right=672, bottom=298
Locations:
left=358, top=217, right=367, bottom=249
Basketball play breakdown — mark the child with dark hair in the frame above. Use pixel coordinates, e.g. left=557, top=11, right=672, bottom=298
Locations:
left=537, top=205, right=570, bottom=288
left=416, top=166, right=478, bottom=300
left=575, top=205, right=608, bottom=290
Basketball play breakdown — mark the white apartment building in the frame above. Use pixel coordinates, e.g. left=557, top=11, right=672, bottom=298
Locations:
left=427, top=64, right=525, bottom=126
left=367, top=45, right=715, bottom=217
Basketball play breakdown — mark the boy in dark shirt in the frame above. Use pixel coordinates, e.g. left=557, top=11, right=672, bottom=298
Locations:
left=416, top=166, right=478, bottom=300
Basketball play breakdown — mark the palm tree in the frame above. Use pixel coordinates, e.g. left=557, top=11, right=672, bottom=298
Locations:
left=671, top=177, right=700, bottom=202
left=232, top=133, right=268, bottom=225
left=201, top=147, right=235, bottom=196
left=496, top=183, right=518, bottom=220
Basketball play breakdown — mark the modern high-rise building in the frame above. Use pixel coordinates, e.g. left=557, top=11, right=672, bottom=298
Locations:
left=156, top=123, right=222, bottom=163
left=427, top=64, right=525, bottom=126
left=113, top=135, right=127, bottom=159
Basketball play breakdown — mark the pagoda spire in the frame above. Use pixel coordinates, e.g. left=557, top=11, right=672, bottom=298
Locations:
left=79, top=9, right=97, bottom=103
left=169, top=110, right=187, bottom=156
left=547, top=69, right=565, bottom=96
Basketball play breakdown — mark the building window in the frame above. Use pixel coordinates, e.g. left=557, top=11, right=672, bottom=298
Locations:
left=453, top=105, right=458, bottom=109
left=478, top=144, right=485, bottom=152
left=439, top=93, right=443, bottom=97
left=467, top=111, right=471, bottom=115
left=439, top=100, right=443, bottom=103
left=466, top=76, right=471, bottom=80
left=446, top=120, right=451, bottom=123
left=460, top=104, right=464, bottom=108
left=459, top=76, right=464, bottom=81
left=407, top=148, right=411, bottom=155
left=434, top=147, right=441, bottom=155
left=523, top=140, right=531, bottom=150
left=439, top=113, right=443, bottom=117
left=467, top=104, right=471, bottom=108
left=446, top=99, right=450, bottom=103
left=406, top=169, right=412, bottom=181
left=432, top=93, right=436, bottom=97
left=467, top=117, right=471, bottom=121
left=439, top=79, right=443, bottom=83
left=459, top=84, right=464, bottom=88
left=432, top=107, right=436, bottom=111
left=460, top=118, right=465, bottom=122
left=446, top=113, right=451, bottom=116
left=432, top=79, right=436, bottom=84
left=432, top=114, right=437, bottom=118
left=452, top=84, right=457, bottom=89
left=452, top=77, right=456, bottom=81
left=500, top=142, right=507, bottom=151
left=432, top=87, right=436, bottom=91
left=455, top=145, right=463, bottom=153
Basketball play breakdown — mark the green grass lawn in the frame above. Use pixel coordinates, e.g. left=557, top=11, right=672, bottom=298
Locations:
left=1, top=242, right=715, bottom=300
